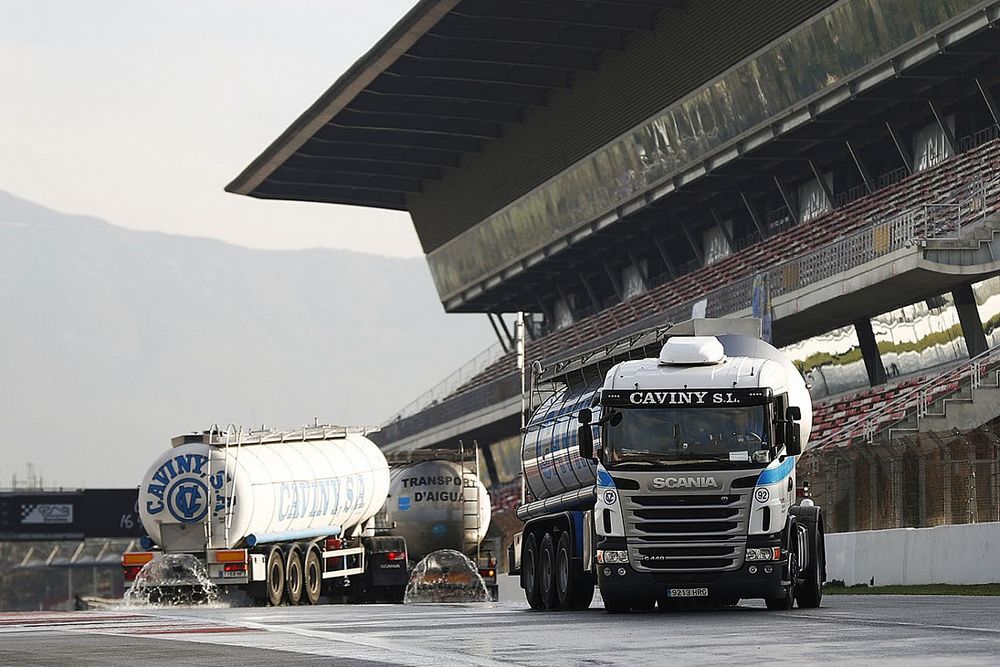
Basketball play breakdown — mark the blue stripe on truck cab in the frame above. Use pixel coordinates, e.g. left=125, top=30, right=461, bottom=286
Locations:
left=756, top=456, right=795, bottom=486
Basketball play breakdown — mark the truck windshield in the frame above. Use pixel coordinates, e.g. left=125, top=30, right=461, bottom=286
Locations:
left=603, top=406, right=768, bottom=467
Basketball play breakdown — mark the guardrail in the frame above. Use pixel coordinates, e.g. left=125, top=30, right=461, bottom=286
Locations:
left=383, top=340, right=507, bottom=424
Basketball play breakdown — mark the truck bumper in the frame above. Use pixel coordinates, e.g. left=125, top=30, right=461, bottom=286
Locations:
left=597, top=560, right=787, bottom=602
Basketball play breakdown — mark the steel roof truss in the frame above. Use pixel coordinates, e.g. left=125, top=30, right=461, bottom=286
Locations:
left=453, top=1, right=660, bottom=31
left=332, top=109, right=502, bottom=139
left=313, top=125, right=481, bottom=153
left=390, top=55, right=573, bottom=88
left=407, top=36, right=601, bottom=70
left=349, top=91, right=524, bottom=123
left=367, top=74, right=549, bottom=105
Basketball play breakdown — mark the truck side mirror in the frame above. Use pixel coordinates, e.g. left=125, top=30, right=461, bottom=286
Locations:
left=578, top=425, right=595, bottom=459
left=578, top=409, right=595, bottom=460
left=784, top=406, right=802, bottom=456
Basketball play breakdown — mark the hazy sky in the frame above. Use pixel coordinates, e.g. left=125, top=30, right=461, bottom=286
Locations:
left=0, top=1, right=424, bottom=256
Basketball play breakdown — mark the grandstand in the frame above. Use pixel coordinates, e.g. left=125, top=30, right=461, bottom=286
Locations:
left=232, top=0, right=1000, bottom=539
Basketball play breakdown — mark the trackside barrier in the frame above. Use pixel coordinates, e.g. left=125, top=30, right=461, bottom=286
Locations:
left=826, top=522, right=1000, bottom=586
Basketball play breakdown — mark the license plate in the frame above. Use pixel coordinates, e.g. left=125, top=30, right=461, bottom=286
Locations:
left=222, top=570, right=244, bottom=578
left=666, top=587, right=708, bottom=598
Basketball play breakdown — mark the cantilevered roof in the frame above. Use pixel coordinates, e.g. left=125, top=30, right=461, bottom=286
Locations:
left=226, top=0, right=681, bottom=209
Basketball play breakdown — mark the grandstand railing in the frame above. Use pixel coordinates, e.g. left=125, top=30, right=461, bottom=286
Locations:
left=625, top=172, right=1000, bottom=333
left=811, top=342, right=1000, bottom=451
left=384, top=340, right=507, bottom=423
left=378, top=372, right=522, bottom=444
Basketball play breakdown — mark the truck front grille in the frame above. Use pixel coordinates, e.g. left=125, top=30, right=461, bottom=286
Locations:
left=621, top=491, right=750, bottom=573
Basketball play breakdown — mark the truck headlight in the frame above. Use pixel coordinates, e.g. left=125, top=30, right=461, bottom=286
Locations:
left=745, top=547, right=781, bottom=562
left=596, top=549, right=629, bottom=564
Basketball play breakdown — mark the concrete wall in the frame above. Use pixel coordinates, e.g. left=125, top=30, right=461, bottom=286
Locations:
left=827, top=522, right=1000, bottom=586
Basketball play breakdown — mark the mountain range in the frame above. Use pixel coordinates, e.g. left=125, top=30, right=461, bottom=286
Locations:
left=0, top=191, right=490, bottom=487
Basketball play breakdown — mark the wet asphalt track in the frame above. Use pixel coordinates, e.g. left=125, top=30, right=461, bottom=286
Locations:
left=3, top=584, right=1000, bottom=666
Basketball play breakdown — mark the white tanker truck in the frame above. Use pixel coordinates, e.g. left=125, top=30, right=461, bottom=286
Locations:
left=122, top=425, right=409, bottom=605
left=510, top=319, right=826, bottom=612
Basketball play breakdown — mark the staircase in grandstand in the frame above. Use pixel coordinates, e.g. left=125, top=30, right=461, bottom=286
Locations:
left=811, top=343, right=1000, bottom=452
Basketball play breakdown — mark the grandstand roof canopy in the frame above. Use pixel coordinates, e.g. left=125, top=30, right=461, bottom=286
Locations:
left=231, top=0, right=1000, bottom=315
left=226, top=0, right=682, bottom=209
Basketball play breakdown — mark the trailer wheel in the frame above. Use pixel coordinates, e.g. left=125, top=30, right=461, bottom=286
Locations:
left=539, top=532, right=557, bottom=610
left=285, top=546, right=304, bottom=606
left=303, top=548, right=323, bottom=605
left=556, top=532, right=594, bottom=610
left=522, top=533, right=543, bottom=610
left=265, top=547, right=285, bottom=606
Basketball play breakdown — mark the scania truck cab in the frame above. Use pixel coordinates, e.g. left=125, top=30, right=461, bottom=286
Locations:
left=510, top=319, right=826, bottom=612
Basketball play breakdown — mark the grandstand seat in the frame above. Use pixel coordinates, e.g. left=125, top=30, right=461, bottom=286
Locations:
left=442, top=138, right=1000, bottom=401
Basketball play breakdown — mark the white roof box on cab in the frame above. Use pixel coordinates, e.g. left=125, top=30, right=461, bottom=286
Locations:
left=659, top=336, right=726, bottom=365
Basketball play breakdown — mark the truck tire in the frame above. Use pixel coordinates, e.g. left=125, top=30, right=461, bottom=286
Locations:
left=285, top=546, right=304, bottom=606
left=303, top=548, right=323, bottom=605
left=523, top=533, right=544, bottom=610
left=266, top=546, right=285, bottom=607
left=539, top=532, right=557, bottom=610
left=556, top=532, right=594, bottom=610
left=795, top=516, right=825, bottom=609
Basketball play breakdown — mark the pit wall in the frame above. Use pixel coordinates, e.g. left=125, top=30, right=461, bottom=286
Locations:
left=826, top=522, right=1000, bottom=586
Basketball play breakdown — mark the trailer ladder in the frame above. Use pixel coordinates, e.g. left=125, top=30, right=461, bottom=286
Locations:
left=459, top=440, right=481, bottom=563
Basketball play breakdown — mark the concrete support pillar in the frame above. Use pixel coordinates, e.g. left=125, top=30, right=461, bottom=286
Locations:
left=952, top=283, right=989, bottom=358
left=942, top=451, right=953, bottom=522
left=854, top=318, right=888, bottom=386
left=846, top=460, right=857, bottom=532
left=481, top=443, right=500, bottom=488
left=993, top=444, right=1000, bottom=523
left=868, top=460, right=879, bottom=529
left=918, top=456, right=928, bottom=527
left=967, top=450, right=978, bottom=524
left=891, top=458, right=903, bottom=528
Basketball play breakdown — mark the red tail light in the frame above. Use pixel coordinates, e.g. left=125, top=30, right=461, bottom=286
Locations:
left=386, top=550, right=406, bottom=561
left=123, top=565, right=143, bottom=582
left=223, top=563, right=247, bottom=573
left=479, top=568, right=496, bottom=578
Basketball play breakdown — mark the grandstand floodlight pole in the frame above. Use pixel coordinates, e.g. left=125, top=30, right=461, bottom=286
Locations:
left=517, top=311, right=526, bottom=506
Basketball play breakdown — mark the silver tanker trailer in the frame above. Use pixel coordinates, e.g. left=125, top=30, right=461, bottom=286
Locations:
left=510, top=319, right=826, bottom=612
left=382, top=450, right=497, bottom=598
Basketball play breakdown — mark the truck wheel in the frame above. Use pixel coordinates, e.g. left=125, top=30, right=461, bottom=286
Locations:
left=523, top=533, right=543, bottom=610
left=266, top=547, right=285, bottom=606
left=303, top=548, right=323, bottom=605
left=796, top=519, right=825, bottom=609
left=539, top=532, right=557, bottom=610
left=285, top=546, right=304, bottom=606
left=555, top=532, right=594, bottom=610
